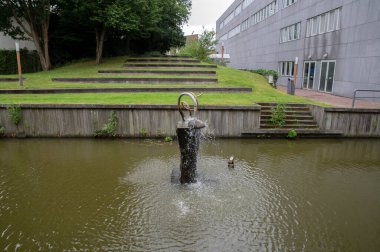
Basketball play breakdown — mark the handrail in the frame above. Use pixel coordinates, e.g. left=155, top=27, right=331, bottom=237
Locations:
left=352, top=89, right=380, bottom=108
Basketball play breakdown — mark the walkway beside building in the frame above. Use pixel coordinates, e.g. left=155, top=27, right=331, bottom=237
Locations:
left=277, top=86, right=380, bottom=109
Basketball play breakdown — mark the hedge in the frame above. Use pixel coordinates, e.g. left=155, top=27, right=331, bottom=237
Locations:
left=0, top=49, right=41, bottom=74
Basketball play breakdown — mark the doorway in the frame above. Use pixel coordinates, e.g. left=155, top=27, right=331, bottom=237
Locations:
left=303, top=61, right=316, bottom=89
left=319, top=60, right=336, bottom=93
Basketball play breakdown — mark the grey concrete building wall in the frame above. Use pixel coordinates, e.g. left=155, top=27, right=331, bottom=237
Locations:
left=0, top=32, right=35, bottom=50
left=216, top=0, right=380, bottom=99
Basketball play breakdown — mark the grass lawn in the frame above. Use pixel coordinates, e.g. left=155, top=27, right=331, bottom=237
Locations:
left=0, top=56, right=324, bottom=106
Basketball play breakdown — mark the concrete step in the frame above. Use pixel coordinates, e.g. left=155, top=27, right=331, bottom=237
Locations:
left=126, top=58, right=200, bottom=63
left=123, top=63, right=217, bottom=68
left=260, top=115, right=314, bottom=120
left=98, top=70, right=216, bottom=76
left=260, top=119, right=317, bottom=125
left=260, top=106, right=311, bottom=112
left=261, top=110, right=312, bottom=116
left=241, top=129, right=344, bottom=138
left=257, top=102, right=308, bottom=108
left=52, top=77, right=218, bottom=84
left=260, top=124, right=319, bottom=129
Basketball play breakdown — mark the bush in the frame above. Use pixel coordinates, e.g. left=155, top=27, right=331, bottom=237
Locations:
left=94, top=111, right=118, bottom=137
left=7, top=104, right=22, bottom=125
left=270, top=103, right=286, bottom=127
left=0, top=49, right=41, bottom=74
left=287, top=129, right=297, bottom=139
left=178, top=28, right=218, bottom=61
left=250, top=69, right=278, bottom=87
left=0, top=126, right=5, bottom=137
left=164, top=136, right=173, bottom=142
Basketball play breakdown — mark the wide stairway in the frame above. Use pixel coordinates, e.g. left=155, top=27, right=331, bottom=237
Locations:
left=258, top=103, right=319, bottom=130
left=242, top=103, right=343, bottom=138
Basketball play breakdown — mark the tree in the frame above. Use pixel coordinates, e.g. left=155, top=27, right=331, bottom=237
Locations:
left=0, top=0, right=53, bottom=71
left=59, top=0, right=161, bottom=64
left=179, top=28, right=218, bottom=61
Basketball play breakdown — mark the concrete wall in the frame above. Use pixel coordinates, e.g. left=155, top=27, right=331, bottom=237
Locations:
left=309, top=104, right=380, bottom=137
left=216, top=0, right=380, bottom=99
left=0, top=104, right=261, bottom=138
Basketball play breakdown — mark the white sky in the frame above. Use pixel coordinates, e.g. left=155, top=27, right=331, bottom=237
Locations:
left=182, top=0, right=235, bottom=35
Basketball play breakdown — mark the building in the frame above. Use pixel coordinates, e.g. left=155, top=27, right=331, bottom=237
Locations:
left=216, top=0, right=380, bottom=98
left=0, top=32, right=35, bottom=50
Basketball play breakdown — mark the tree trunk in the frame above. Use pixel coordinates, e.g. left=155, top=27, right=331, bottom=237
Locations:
left=30, top=29, right=51, bottom=71
left=95, top=26, right=107, bottom=65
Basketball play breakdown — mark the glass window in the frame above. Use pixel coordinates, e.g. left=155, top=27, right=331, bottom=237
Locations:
left=319, top=14, right=326, bottom=34
left=327, top=10, right=335, bottom=31
left=311, top=17, right=318, bottom=35
left=334, top=8, right=340, bottom=30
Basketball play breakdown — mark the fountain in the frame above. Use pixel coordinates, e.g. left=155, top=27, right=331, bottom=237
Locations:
left=176, top=92, right=205, bottom=184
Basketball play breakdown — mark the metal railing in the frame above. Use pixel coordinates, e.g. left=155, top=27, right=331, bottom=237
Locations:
left=352, top=89, right=380, bottom=108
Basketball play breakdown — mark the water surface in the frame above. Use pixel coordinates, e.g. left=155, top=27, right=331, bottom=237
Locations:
left=0, top=139, right=379, bottom=251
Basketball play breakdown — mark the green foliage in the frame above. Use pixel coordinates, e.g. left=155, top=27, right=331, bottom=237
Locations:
left=0, top=126, right=5, bottom=137
left=7, top=105, right=22, bottom=125
left=139, top=128, right=148, bottom=137
left=270, top=104, right=286, bottom=127
left=164, top=136, right=173, bottom=142
left=250, top=69, right=278, bottom=87
left=94, top=111, right=118, bottom=137
left=287, top=129, right=297, bottom=139
left=0, top=49, right=41, bottom=74
left=178, top=28, right=218, bottom=61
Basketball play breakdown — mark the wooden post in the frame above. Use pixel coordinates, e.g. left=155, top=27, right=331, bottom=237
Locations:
left=293, top=57, right=298, bottom=92
left=15, top=42, right=23, bottom=86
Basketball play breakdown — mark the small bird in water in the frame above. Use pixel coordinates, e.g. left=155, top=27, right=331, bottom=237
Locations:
left=228, top=156, right=235, bottom=168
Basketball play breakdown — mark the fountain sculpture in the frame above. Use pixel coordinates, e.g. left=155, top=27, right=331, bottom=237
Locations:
left=176, top=92, right=205, bottom=184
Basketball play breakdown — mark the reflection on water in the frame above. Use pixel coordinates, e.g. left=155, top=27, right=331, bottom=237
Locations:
left=0, top=139, right=379, bottom=251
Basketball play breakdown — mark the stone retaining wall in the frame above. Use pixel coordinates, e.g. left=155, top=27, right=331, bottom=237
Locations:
left=0, top=104, right=261, bottom=138
left=308, top=105, right=380, bottom=137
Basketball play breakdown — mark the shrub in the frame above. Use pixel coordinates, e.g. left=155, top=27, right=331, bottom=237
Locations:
left=178, top=28, right=218, bottom=61
left=94, top=111, right=118, bottom=137
left=164, top=136, right=173, bottom=142
left=270, top=103, right=286, bottom=127
left=7, top=104, right=22, bottom=125
left=0, top=126, right=5, bottom=137
left=139, top=128, right=148, bottom=137
left=250, top=69, right=278, bottom=87
left=287, top=129, right=297, bottom=139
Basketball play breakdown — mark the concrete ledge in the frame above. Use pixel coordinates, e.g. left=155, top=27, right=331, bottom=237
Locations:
left=0, top=87, right=252, bottom=94
left=52, top=77, right=218, bottom=84
left=126, top=58, right=200, bottom=63
left=241, top=129, right=344, bottom=138
left=123, top=63, right=217, bottom=68
left=0, top=104, right=261, bottom=111
left=0, top=78, right=25, bottom=82
left=98, top=70, right=217, bottom=75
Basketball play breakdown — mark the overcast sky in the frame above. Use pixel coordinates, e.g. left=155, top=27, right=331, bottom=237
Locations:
left=182, top=0, right=235, bottom=35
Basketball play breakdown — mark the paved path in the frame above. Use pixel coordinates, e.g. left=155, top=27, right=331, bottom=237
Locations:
left=277, top=86, right=380, bottom=108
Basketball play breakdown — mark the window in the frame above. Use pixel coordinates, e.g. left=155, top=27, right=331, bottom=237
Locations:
left=219, top=34, right=228, bottom=41
left=223, top=12, right=235, bottom=27
left=249, top=1, right=278, bottom=27
left=280, top=22, right=301, bottom=43
left=243, top=0, right=255, bottom=9
left=241, top=18, right=249, bottom=31
left=235, top=4, right=242, bottom=16
left=279, top=61, right=295, bottom=76
left=228, top=25, right=241, bottom=38
left=282, top=0, right=297, bottom=9
left=306, top=8, right=341, bottom=37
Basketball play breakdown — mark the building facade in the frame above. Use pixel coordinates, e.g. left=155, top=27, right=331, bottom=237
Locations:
left=216, top=0, right=380, bottom=98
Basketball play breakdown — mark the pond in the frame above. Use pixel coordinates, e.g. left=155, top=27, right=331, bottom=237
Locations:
left=0, top=139, right=379, bottom=251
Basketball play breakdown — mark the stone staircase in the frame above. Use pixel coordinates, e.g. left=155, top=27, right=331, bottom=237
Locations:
left=241, top=103, right=343, bottom=138
left=258, top=103, right=319, bottom=130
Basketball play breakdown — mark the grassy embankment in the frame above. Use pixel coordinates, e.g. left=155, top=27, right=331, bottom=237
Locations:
left=0, top=56, right=322, bottom=105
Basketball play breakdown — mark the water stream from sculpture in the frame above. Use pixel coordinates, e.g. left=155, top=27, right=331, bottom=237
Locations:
left=176, top=92, right=205, bottom=183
